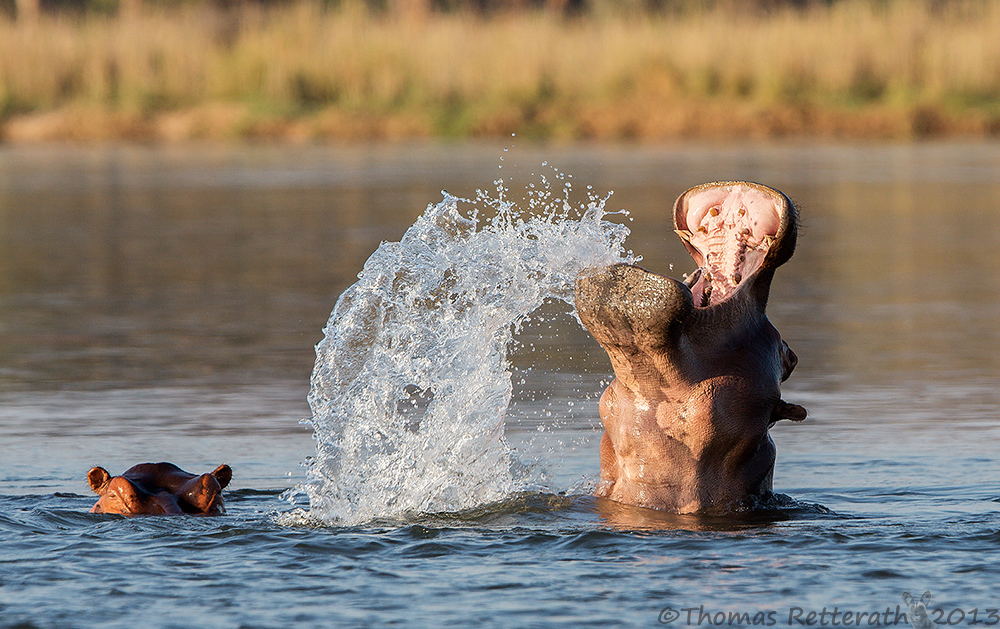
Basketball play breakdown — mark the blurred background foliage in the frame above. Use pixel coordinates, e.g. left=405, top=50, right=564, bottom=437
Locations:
left=1, top=0, right=998, bottom=142
left=1, top=0, right=862, bottom=18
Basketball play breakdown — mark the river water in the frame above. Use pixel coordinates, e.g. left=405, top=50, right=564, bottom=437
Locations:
left=1, top=142, right=998, bottom=628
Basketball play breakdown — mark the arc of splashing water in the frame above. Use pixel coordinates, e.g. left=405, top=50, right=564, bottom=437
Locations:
left=285, top=191, right=632, bottom=525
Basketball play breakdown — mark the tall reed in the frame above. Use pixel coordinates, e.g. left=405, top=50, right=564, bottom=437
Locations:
left=1, top=0, right=998, bottom=141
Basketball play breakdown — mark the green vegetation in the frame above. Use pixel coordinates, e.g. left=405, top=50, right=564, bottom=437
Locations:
left=2, top=0, right=999, bottom=142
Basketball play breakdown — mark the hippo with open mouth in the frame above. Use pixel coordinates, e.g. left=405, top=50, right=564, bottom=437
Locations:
left=575, top=181, right=807, bottom=514
left=87, top=462, right=232, bottom=516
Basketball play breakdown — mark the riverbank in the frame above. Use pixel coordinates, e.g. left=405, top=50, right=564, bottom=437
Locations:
left=2, top=0, right=999, bottom=143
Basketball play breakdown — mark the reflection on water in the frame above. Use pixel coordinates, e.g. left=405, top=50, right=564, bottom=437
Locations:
left=1, top=141, right=998, bottom=493
left=0, top=146, right=449, bottom=390
left=2, top=142, right=1000, bottom=627
left=2, top=143, right=997, bottom=393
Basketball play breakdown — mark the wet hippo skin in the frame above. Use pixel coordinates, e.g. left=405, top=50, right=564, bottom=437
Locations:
left=575, top=181, right=807, bottom=514
left=87, top=462, right=232, bottom=516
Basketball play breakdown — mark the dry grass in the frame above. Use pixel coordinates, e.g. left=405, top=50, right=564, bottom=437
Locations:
left=2, top=0, right=1000, bottom=142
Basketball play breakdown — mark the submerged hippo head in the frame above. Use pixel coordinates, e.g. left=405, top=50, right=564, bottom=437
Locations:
left=575, top=181, right=807, bottom=514
left=87, top=462, right=232, bottom=516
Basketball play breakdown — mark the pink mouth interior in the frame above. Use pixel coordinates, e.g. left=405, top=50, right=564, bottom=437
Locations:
left=676, top=184, right=782, bottom=308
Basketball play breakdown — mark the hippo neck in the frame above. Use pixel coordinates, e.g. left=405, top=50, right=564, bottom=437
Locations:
left=668, top=268, right=779, bottom=387
left=604, top=278, right=772, bottom=394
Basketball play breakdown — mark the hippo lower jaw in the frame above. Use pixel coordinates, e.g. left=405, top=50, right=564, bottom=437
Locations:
left=575, top=181, right=806, bottom=514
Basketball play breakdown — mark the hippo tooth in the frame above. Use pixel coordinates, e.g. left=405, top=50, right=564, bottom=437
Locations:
left=683, top=268, right=703, bottom=288
left=674, top=229, right=692, bottom=242
left=701, top=273, right=713, bottom=307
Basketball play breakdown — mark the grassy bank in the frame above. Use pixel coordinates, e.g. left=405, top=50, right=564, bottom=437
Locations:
left=2, top=0, right=1000, bottom=143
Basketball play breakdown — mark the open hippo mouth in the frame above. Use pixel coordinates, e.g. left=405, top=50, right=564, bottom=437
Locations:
left=673, top=182, right=795, bottom=308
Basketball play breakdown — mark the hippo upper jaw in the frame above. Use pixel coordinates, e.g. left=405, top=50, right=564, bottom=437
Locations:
left=673, top=181, right=797, bottom=314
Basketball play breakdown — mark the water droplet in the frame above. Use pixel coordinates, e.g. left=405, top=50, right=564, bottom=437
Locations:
left=293, top=168, right=630, bottom=525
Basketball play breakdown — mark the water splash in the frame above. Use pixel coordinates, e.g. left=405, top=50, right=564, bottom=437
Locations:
left=286, top=175, right=632, bottom=525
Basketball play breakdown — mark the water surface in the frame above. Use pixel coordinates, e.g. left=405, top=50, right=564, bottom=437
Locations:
left=1, top=142, right=999, bottom=627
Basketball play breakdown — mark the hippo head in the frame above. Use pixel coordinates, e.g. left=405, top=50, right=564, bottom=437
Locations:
left=87, top=462, right=232, bottom=516
left=575, top=181, right=806, bottom=514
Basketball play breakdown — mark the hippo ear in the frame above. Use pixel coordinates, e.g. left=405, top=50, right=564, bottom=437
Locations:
left=87, top=467, right=111, bottom=493
left=772, top=400, right=807, bottom=423
left=212, top=464, right=232, bottom=489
